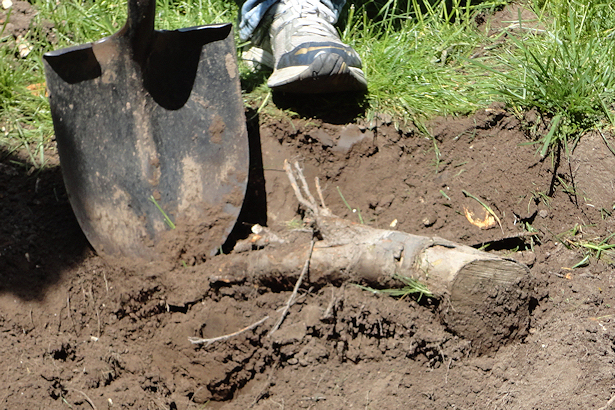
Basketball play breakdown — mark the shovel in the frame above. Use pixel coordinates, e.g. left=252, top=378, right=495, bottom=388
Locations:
left=43, top=0, right=249, bottom=261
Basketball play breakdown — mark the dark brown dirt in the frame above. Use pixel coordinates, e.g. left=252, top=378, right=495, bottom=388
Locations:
left=4, top=4, right=615, bottom=410
left=4, top=101, right=615, bottom=409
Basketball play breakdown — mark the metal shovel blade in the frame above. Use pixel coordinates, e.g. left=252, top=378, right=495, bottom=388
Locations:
left=43, top=0, right=249, bottom=261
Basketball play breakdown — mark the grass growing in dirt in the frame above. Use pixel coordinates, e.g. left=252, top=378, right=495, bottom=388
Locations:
left=342, top=0, right=507, bottom=119
left=2, top=0, right=615, bottom=159
left=356, top=274, right=433, bottom=302
left=556, top=224, right=615, bottom=266
left=473, top=1, right=615, bottom=157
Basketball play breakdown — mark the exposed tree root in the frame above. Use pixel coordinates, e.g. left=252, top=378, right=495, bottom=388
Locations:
left=206, top=160, right=533, bottom=352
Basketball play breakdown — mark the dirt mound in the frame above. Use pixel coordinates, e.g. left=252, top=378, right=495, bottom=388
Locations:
left=3, top=103, right=615, bottom=409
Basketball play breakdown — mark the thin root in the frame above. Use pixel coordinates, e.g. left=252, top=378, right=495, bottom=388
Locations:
left=283, top=160, right=316, bottom=213
left=69, top=389, right=97, bottom=410
left=269, top=237, right=316, bottom=336
left=189, top=316, right=270, bottom=346
left=314, top=177, right=330, bottom=214
left=294, top=161, right=317, bottom=207
left=598, top=393, right=615, bottom=410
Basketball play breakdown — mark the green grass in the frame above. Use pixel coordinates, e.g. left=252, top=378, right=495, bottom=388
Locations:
left=555, top=224, right=615, bottom=266
left=3, top=0, right=615, bottom=161
left=149, top=195, right=176, bottom=229
left=470, top=1, right=615, bottom=156
left=356, top=273, right=433, bottom=301
left=337, top=186, right=364, bottom=224
left=344, top=0, right=509, bottom=120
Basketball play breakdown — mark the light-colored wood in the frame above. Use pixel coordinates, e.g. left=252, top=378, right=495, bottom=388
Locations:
left=206, top=161, right=533, bottom=351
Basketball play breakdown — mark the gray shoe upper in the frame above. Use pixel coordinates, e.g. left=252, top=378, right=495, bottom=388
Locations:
left=245, top=0, right=367, bottom=93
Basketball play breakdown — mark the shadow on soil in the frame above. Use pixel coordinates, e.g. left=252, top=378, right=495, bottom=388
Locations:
left=272, top=90, right=368, bottom=123
left=223, top=109, right=268, bottom=252
left=0, top=147, right=90, bottom=301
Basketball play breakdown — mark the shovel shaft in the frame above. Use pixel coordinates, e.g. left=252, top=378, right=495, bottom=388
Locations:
left=119, top=0, right=156, bottom=63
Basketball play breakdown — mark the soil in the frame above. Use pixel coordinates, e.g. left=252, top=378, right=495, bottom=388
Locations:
left=3, top=3, right=615, bottom=410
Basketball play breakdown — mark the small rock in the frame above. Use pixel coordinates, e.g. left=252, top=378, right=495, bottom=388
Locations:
left=333, top=124, right=372, bottom=153
left=309, top=128, right=335, bottom=147
left=422, top=212, right=437, bottom=227
left=193, top=386, right=212, bottom=404
left=287, top=357, right=298, bottom=365
left=16, top=35, right=33, bottom=58
left=538, top=209, right=548, bottom=218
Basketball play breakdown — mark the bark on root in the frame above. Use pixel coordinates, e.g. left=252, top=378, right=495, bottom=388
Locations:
left=211, top=161, right=533, bottom=352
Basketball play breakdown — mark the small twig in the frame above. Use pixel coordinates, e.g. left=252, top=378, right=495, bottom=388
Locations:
left=293, top=161, right=317, bottom=207
left=598, top=393, right=615, bottom=410
left=284, top=160, right=314, bottom=212
left=275, top=289, right=309, bottom=312
left=314, top=177, right=331, bottom=215
left=315, top=177, right=325, bottom=208
left=321, top=288, right=337, bottom=321
left=189, top=315, right=270, bottom=346
left=103, top=272, right=109, bottom=294
left=316, top=369, right=329, bottom=390
left=69, top=389, right=97, bottom=410
left=507, top=231, right=540, bottom=238
left=269, top=238, right=316, bottom=336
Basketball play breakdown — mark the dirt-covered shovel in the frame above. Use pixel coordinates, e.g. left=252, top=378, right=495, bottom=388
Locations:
left=42, top=0, right=249, bottom=261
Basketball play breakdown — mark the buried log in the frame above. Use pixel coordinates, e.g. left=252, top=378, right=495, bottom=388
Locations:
left=211, top=161, right=533, bottom=352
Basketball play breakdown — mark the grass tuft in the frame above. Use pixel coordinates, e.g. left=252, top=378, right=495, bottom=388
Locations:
left=356, top=273, right=433, bottom=302
left=471, top=1, right=615, bottom=156
left=343, top=0, right=508, bottom=121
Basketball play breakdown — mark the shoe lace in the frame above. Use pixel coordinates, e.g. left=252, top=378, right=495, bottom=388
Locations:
left=276, top=0, right=338, bottom=38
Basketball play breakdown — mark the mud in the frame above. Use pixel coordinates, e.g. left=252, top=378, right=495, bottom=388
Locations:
left=4, top=3, right=615, bottom=409
left=3, top=100, right=615, bottom=409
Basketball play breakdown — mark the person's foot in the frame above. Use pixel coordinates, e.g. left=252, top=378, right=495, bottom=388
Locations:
left=243, top=0, right=367, bottom=93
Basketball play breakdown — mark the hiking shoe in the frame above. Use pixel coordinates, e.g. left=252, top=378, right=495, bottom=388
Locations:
left=244, top=0, right=367, bottom=93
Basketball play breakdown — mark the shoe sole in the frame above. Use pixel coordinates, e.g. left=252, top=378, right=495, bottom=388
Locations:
left=267, top=52, right=367, bottom=93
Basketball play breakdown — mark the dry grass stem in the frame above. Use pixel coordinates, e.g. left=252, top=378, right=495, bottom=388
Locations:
left=283, top=160, right=314, bottom=212
left=188, top=316, right=270, bottom=346
left=598, top=393, right=615, bottom=410
left=69, top=389, right=97, bottom=410
left=269, top=238, right=316, bottom=336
